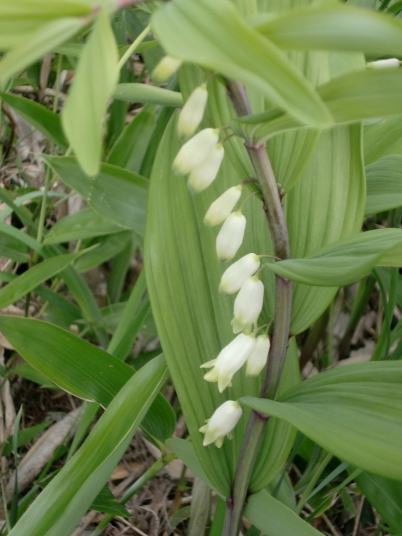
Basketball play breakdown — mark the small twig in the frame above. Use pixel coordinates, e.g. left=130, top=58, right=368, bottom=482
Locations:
left=321, top=513, right=343, bottom=536
left=1, top=104, right=16, bottom=160
left=352, top=496, right=365, bottom=536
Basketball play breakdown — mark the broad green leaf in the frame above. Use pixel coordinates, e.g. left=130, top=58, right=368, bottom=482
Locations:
left=7, top=355, right=168, bottom=536
left=0, top=92, right=68, bottom=148
left=244, top=490, right=323, bottom=536
left=75, top=232, right=131, bottom=273
left=241, top=361, right=402, bottom=480
left=145, top=116, right=299, bottom=497
left=152, top=0, right=332, bottom=128
left=44, top=156, right=148, bottom=235
left=0, top=317, right=133, bottom=407
left=355, top=472, right=402, bottom=533
left=253, top=3, right=402, bottom=55
left=14, top=363, right=58, bottom=389
left=107, top=270, right=150, bottom=360
left=0, top=233, right=29, bottom=263
left=0, top=221, right=45, bottom=255
left=113, top=83, right=183, bottom=107
left=265, top=228, right=402, bottom=287
left=44, top=208, right=124, bottom=245
left=90, top=485, right=130, bottom=517
left=364, top=114, right=402, bottom=165
left=107, top=105, right=157, bottom=172
left=62, top=10, right=118, bottom=176
left=0, top=317, right=174, bottom=443
left=180, top=52, right=365, bottom=337
left=0, top=17, right=84, bottom=84
left=365, top=155, right=402, bottom=215
left=234, top=69, right=402, bottom=144
left=0, top=422, right=52, bottom=457
left=0, top=253, right=80, bottom=310
left=285, top=124, right=365, bottom=334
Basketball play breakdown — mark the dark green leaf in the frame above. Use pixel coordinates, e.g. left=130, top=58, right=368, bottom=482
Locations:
left=7, top=356, right=168, bottom=536
left=90, top=485, right=130, bottom=517
left=0, top=92, right=68, bottom=148
left=44, top=156, right=148, bottom=235
left=0, top=253, right=81, bottom=309
left=355, top=472, right=402, bottom=532
left=44, top=208, right=124, bottom=245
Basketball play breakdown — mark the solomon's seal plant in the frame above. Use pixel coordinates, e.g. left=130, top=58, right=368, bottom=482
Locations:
left=2, top=0, right=402, bottom=535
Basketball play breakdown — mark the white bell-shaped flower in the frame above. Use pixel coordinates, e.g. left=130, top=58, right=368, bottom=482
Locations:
left=152, top=55, right=182, bottom=84
left=232, top=275, right=264, bottom=334
left=219, top=253, right=261, bottom=294
left=216, top=211, right=246, bottom=262
left=204, top=185, right=242, bottom=228
left=187, top=143, right=224, bottom=193
left=246, top=334, right=270, bottom=377
left=201, top=333, right=256, bottom=392
left=367, top=58, right=400, bottom=69
left=178, top=84, right=208, bottom=138
left=199, top=400, right=242, bottom=448
left=173, top=128, right=220, bottom=176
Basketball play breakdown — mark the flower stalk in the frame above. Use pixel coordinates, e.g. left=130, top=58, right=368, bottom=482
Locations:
left=222, top=81, right=293, bottom=536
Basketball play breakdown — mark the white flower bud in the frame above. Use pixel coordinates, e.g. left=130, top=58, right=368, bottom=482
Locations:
left=172, top=128, right=220, bottom=176
left=232, top=276, right=264, bottom=334
left=188, top=143, right=224, bottom=193
left=246, top=334, right=270, bottom=377
left=152, top=56, right=182, bottom=84
left=199, top=400, right=242, bottom=448
left=204, top=186, right=242, bottom=227
left=178, top=84, right=208, bottom=138
left=219, top=253, right=261, bottom=294
left=367, top=58, right=400, bottom=69
left=216, top=211, right=246, bottom=262
left=201, top=333, right=256, bottom=392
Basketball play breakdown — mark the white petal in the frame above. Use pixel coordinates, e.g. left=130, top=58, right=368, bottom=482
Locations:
left=204, top=186, right=242, bottom=227
left=152, top=56, right=182, bottom=84
left=188, top=143, right=224, bottom=193
left=216, top=212, right=246, bottom=262
left=200, top=401, right=242, bottom=447
left=246, top=335, right=270, bottom=377
left=367, top=58, right=400, bottom=69
left=173, top=128, right=219, bottom=176
left=203, top=333, right=256, bottom=391
left=219, top=253, right=261, bottom=294
left=178, top=84, right=208, bottom=138
left=232, top=277, right=264, bottom=334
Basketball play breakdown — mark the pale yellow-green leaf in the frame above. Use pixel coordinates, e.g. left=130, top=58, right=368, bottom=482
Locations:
left=145, top=115, right=299, bottom=497
left=253, top=2, right=402, bottom=55
left=152, top=0, right=332, bottom=128
left=0, top=17, right=84, bottom=83
left=62, top=9, right=118, bottom=176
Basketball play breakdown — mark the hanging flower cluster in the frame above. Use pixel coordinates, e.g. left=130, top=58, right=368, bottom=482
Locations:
left=172, top=80, right=271, bottom=448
